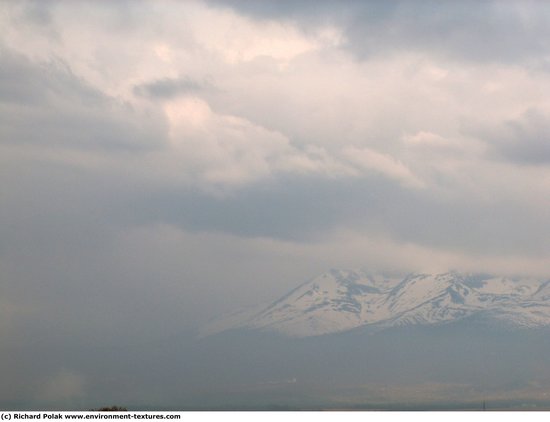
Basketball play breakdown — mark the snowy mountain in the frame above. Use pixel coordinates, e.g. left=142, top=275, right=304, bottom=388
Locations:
left=202, top=269, right=550, bottom=337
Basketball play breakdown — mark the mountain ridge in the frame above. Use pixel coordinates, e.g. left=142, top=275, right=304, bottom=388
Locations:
left=202, top=269, right=550, bottom=338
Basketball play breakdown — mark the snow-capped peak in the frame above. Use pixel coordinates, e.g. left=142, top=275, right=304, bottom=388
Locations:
left=202, top=270, right=550, bottom=338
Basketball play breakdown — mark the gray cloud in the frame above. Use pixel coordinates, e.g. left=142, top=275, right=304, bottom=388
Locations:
left=344, top=1, right=550, bottom=63
left=468, top=109, right=550, bottom=165
left=210, top=0, right=550, bottom=63
left=0, top=48, right=167, bottom=151
left=133, top=76, right=214, bottom=100
left=120, top=173, right=549, bottom=258
left=23, top=3, right=53, bottom=26
left=207, top=0, right=394, bottom=23
left=0, top=48, right=91, bottom=106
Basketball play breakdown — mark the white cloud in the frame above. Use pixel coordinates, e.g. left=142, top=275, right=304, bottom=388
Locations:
left=161, top=96, right=327, bottom=190
left=403, top=131, right=448, bottom=147
left=342, top=146, right=425, bottom=188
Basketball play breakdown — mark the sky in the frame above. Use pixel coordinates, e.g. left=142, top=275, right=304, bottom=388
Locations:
left=1, top=0, right=550, bottom=409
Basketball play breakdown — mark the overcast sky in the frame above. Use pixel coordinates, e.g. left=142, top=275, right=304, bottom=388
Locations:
left=2, top=0, right=550, bottom=408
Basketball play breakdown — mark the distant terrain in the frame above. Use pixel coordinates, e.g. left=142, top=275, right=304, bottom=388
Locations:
left=187, top=270, right=550, bottom=410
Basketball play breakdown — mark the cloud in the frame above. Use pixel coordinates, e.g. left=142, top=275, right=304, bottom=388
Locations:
left=1, top=1, right=549, bottom=256
left=155, top=96, right=361, bottom=192
left=162, top=97, right=291, bottom=188
left=0, top=49, right=432, bottom=199
left=209, top=0, right=550, bottom=64
left=133, top=75, right=214, bottom=100
left=342, top=146, right=425, bottom=189
left=403, top=131, right=447, bottom=147
left=469, top=109, right=550, bottom=165
left=0, top=48, right=167, bottom=151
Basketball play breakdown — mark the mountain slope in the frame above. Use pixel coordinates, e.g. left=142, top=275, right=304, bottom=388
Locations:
left=202, top=269, right=550, bottom=337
